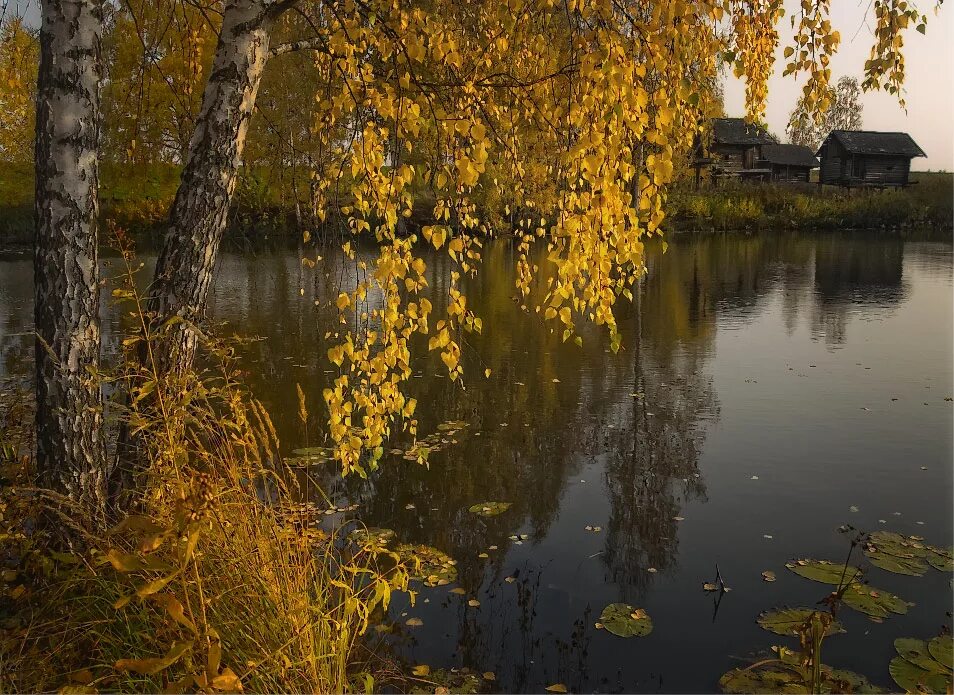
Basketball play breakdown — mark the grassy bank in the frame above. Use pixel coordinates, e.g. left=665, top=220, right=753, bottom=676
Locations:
left=0, top=250, right=415, bottom=692
left=667, top=172, right=953, bottom=232
left=2, top=163, right=951, bottom=244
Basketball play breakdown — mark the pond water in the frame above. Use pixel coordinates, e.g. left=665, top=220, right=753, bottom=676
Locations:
left=1, top=229, right=952, bottom=692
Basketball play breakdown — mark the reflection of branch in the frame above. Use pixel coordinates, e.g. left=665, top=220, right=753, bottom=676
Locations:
left=711, top=582, right=727, bottom=623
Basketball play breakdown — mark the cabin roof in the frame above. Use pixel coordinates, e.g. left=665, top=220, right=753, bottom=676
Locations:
left=711, top=118, right=777, bottom=146
left=761, top=144, right=819, bottom=168
left=819, top=130, right=926, bottom=158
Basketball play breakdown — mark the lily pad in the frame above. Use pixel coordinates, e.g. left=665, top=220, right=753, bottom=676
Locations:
left=867, top=532, right=925, bottom=558
left=467, top=502, right=512, bottom=517
left=599, top=603, right=653, bottom=637
left=895, top=639, right=950, bottom=674
left=865, top=532, right=953, bottom=574
left=889, top=656, right=952, bottom=693
left=757, top=608, right=845, bottom=637
left=720, top=665, right=884, bottom=694
left=865, top=550, right=928, bottom=577
left=396, top=543, right=458, bottom=586
left=842, top=583, right=910, bottom=619
left=410, top=668, right=480, bottom=694
left=348, top=527, right=396, bottom=548
left=719, top=667, right=807, bottom=694
left=785, top=559, right=862, bottom=585
left=824, top=669, right=886, bottom=693
left=924, top=548, right=954, bottom=572
left=289, top=446, right=335, bottom=461
left=928, top=635, right=953, bottom=670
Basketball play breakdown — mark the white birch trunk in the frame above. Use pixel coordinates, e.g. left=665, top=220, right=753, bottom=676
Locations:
left=33, top=0, right=106, bottom=521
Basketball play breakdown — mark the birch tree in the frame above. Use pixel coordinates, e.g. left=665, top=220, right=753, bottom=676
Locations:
left=134, top=0, right=940, bottom=479
left=33, top=0, right=106, bottom=520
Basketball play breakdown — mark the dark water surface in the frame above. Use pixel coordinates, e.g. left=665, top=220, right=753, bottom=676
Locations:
left=2, top=230, right=952, bottom=692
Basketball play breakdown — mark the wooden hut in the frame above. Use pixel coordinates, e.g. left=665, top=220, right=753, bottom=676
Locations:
left=693, top=117, right=778, bottom=185
left=759, top=144, right=819, bottom=183
left=816, top=130, right=926, bottom=188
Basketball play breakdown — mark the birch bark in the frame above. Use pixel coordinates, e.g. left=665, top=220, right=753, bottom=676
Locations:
left=33, top=0, right=106, bottom=520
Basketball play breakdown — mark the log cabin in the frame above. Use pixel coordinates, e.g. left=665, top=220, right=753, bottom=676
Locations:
left=816, top=131, right=926, bottom=188
left=759, top=144, right=819, bottom=183
left=693, top=117, right=778, bottom=186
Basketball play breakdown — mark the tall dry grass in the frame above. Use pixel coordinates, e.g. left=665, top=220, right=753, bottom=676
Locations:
left=0, top=232, right=411, bottom=693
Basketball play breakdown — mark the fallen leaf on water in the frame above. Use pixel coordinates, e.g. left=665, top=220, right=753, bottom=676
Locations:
left=545, top=684, right=568, bottom=693
left=504, top=576, right=516, bottom=583
left=703, top=582, right=718, bottom=592
left=750, top=476, right=759, bottom=480
left=406, top=618, right=423, bottom=627
left=478, top=553, right=489, bottom=558
left=483, top=672, right=496, bottom=681
left=674, top=516, right=685, bottom=521
left=468, top=599, right=480, bottom=607
left=412, top=665, right=431, bottom=677
left=647, top=567, right=657, bottom=573
left=849, top=506, right=859, bottom=512
left=405, top=503, right=416, bottom=510
left=762, top=571, right=776, bottom=582
left=449, top=587, right=466, bottom=595
left=488, top=545, right=498, bottom=550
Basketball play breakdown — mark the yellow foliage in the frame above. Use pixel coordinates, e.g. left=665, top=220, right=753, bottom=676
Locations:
left=0, top=17, right=38, bottom=161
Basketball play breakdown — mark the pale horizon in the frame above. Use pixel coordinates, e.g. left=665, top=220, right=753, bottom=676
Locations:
left=723, top=0, right=954, bottom=171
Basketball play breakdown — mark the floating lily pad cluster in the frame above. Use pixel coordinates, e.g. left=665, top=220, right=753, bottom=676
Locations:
left=783, top=559, right=911, bottom=620
left=344, top=526, right=458, bottom=587
left=467, top=501, right=512, bottom=517
left=285, top=445, right=336, bottom=467
left=347, top=526, right=396, bottom=551
left=597, top=603, right=653, bottom=637
left=409, top=667, right=481, bottom=694
left=392, top=419, right=470, bottom=462
left=889, top=636, right=953, bottom=693
left=720, top=645, right=883, bottom=694
left=276, top=500, right=358, bottom=527
left=396, top=543, right=458, bottom=587
left=719, top=664, right=883, bottom=694
left=864, top=531, right=953, bottom=576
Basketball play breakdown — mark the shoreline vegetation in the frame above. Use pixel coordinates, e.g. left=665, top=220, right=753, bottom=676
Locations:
left=1, top=162, right=951, bottom=244
left=0, top=247, right=417, bottom=693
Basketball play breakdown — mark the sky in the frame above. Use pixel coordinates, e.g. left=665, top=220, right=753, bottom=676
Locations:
left=722, top=0, right=954, bottom=171
left=9, top=0, right=953, bottom=170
